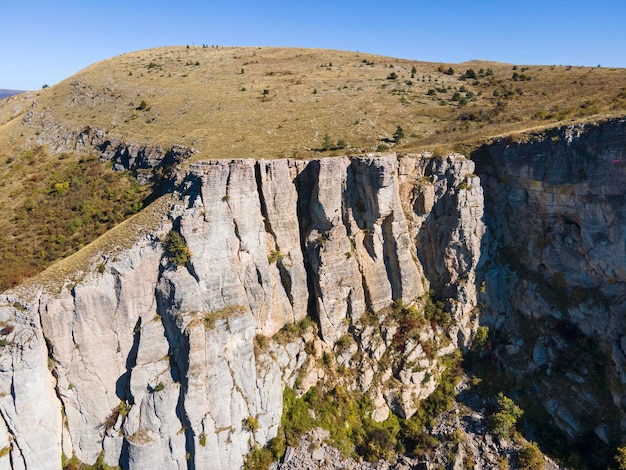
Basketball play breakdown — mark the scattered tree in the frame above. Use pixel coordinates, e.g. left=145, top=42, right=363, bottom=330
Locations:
left=322, top=134, right=332, bottom=151
left=393, top=125, right=405, bottom=143
left=489, top=393, right=523, bottom=439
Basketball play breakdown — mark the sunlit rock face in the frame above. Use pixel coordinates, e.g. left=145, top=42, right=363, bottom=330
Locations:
left=0, top=151, right=485, bottom=469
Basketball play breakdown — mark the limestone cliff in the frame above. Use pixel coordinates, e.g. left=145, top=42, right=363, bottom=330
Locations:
left=476, top=118, right=626, bottom=464
left=0, top=153, right=483, bottom=469
left=4, top=116, right=625, bottom=469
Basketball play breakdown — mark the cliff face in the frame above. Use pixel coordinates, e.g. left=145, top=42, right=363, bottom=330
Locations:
left=2, top=117, right=625, bottom=469
left=0, top=153, right=484, bottom=469
left=477, top=118, right=626, bottom=456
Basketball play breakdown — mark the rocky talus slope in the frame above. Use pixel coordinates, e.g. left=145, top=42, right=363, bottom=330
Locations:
left=0, top=153, right=484, bottom=469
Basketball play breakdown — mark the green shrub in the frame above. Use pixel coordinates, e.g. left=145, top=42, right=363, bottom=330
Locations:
left=164, top=230, right=191, bottom=266
left=267, top=249, right=283, bottom=264
left=423, top=292, right=451, bottom=327
left=243, top=416, right=259, bottom=433
left=489, top=393, right=523, bottom=439
left=518, top=442, right=545, bottom=469
left=471, top=326, right=489, bottom=351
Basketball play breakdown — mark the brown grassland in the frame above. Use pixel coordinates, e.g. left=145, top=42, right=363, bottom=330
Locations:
left=1, top=46, right=625, bottom=289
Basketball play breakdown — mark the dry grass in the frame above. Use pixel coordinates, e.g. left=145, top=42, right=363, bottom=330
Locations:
left=2, top=47, right=625, bottom=163
left=0, top=46, right=625, bottom=290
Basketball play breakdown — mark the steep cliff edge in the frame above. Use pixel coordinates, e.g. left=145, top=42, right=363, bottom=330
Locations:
left=0, top=153, right=483, bottom=469
left=3, top=116, right=625, bottom=469
left=475, top=117, right=626, bottom=465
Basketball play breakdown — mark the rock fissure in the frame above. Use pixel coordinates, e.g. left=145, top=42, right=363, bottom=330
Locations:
left=8, top=136, right=626, bottom=468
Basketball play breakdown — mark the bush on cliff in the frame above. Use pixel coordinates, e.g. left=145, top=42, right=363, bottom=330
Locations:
left=489, top=393, right=523, bottom=439
left=164, top=229, right=191, bottom=265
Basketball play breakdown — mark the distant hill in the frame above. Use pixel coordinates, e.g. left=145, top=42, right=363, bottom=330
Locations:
left=0, top=89, right=25, bottom=99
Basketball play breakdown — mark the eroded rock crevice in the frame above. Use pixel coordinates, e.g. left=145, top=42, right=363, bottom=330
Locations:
left=0, top=151, right=488, bottom=469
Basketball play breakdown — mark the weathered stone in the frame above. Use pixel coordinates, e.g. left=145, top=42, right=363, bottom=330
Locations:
left=0, top=151, right=488, bottom=469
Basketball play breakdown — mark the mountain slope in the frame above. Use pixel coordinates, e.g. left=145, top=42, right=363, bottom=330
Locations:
left=1, top=47, right=625, bottom=291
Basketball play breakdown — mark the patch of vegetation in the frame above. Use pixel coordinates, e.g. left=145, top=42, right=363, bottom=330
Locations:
left=517, top=442, right=545, bottom=469
left=246, top=348, right=462, bottom=468
left=0, top=148, right=149, bottom=291
left=243, top=416, right=259, bottom=433
left=164, top=229, right=191, bottom=266
left=62, top=451, right=120, bottom=470
left=488, top=393, right=523, bottom=439
left=273, top=316, right=315, bottom=344
left=201, top=305, right=247, bottom=330
left=103, top=401, right=129, bottom=429
left=616, top=446, right=626, bottom=470
left=267, top=249, right=283, bottom=264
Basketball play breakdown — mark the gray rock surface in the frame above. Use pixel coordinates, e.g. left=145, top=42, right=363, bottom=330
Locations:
left=0, top=152, right=485, bottom=468
left=478, top=118, right=626, bottom=447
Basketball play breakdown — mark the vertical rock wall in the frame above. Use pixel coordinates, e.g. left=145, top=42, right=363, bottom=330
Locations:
left=477, top=118, right=626, bottom=451
left=0, top=152, right=484, bottom=469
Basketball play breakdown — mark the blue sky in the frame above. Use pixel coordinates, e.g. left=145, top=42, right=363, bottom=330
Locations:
left=2, top=0, right=625, bottom=90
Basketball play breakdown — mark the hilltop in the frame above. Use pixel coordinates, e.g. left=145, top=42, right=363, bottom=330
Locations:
left=0, top=45, right=625, bottom=289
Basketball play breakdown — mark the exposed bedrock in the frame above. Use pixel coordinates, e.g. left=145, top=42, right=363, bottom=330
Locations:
left=476, top=118, right=626, bottom=449
left=0, top=152, right=484, bottom=468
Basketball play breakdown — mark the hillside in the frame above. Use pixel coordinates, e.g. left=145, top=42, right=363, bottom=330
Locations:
left=1, top=46, right=625, bottom=291
left=3, top=46, right=626, bottom=160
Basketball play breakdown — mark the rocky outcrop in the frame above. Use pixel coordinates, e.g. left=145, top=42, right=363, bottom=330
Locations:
left=476, top=118, right=626, bottom=458
left=0, top=152, right=484, bottom=469
left=20, top=108, right=193, bottom=185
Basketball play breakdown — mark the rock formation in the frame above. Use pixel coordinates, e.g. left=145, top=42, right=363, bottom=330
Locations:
left=0, top=152, right=484, bottom=469
left=1, top=116, right=625, bottom=469
left=476, top=118, right=626, bottom=465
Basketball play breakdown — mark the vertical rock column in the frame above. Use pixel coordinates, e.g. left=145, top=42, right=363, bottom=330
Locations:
left=300, top=158, right=366, bottom=344
left=256, top=159, right=309, bottom=331
left=0, top=299, right=62, bottom=470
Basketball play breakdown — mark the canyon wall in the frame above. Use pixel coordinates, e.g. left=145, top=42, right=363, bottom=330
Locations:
left=476, top=118, right=626, bottom=460
left=0, top=153, right=484, bottom=469
left=1, top=116, right=625, bottom=469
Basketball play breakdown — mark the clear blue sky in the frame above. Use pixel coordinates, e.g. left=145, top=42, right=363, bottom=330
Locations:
left=2, top=0, right=625, bottom=90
